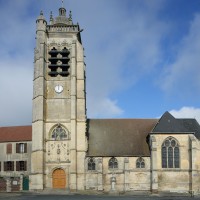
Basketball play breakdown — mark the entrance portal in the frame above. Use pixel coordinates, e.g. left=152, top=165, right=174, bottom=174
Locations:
left=52, top=169, right=66, bottom=189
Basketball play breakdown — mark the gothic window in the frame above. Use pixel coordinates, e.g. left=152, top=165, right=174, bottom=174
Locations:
left=51, top=125, right=67, bottom=140
left=162, top=137, right=180, bottom=168
left=16, top=143, right=27, bottom=153
left=48, top=47, right=70, bottom=77
left=136, top=157, right=145, bottom=168
left=108, top=157, right=118, bottom=169
left=88, top=158, right=96, bottom=171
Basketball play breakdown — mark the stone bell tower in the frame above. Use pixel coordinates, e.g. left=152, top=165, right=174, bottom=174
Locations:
left=30, top=7, right=87, bottom=190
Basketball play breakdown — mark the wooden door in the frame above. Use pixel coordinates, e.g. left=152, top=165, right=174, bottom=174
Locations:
left=52, top=169, right=66, bottom=189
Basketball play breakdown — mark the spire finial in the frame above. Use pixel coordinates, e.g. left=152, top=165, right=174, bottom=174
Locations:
left=50, top=11, right=53, bottom=24
left=62, top=0, right=64, bottom=8
left=69, top=10, right=72, bottom=21
left=50, top=11, right=53, bottom=19
left=40, top=10, right=43, bottom=16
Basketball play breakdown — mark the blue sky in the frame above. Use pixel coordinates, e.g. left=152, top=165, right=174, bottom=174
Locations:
left=0, top=0, right=200, bottom=126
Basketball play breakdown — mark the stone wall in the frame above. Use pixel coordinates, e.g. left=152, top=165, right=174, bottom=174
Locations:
left=85, top=157, right=151, bottom=192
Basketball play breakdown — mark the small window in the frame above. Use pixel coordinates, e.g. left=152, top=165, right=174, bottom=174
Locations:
left=51, top=125, right=67, bottom=140
left=136, top=157, right=145, bottom=168
left=4, top=161, right=14, bottom=171
left=88, top=158, right=96, bottom=171
left=6, top=143, right=12, bottom=154
left=16, top=143, right=27, bottom=153
left=162, top=137, right=180, bottom=168
left=108, top=157, right=118, bottom=169
left=16, top=161, right=27, bottom=171
left=0, top=162, right=1, bottom=171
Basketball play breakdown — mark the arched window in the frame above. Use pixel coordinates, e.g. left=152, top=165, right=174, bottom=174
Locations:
left=136, top=157, right=145, bottom=168
left=88, top=158, right=96, bottom=171
left=51, top=125, right=67, bottom=140
left=108, top=157, right=118, bottom=169
left=162, top=137, right=180, bottom=168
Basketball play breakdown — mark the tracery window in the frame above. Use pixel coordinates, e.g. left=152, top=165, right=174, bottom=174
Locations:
left=88, top=158, right=96, bottom=171
left=162, top=137, right=180, bottom=168
left=136, top=157, right=145, bottom=168
left=51, top=125, right=67, bottom=140
left=108, top=157, right=118, bottom=169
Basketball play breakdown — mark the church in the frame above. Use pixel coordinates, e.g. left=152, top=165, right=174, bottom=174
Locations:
left=0, top=6, right=200, bottom=195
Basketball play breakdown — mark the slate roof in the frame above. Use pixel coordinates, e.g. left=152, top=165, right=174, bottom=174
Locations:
left=0, top=126, right=32, bottom=142
left=87, top=119, right=158, bottom=157
left=151, top=112, right=200, bottom=139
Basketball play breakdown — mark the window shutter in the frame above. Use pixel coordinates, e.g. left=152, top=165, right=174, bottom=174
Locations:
left=24, top=161, right=27, bottom=171
left=16, top=161, right=19, bottom=171
left=16, top=143, right=19, bottom=153
left=0, top=162, right=1, bottom=171
left=11, top=161, right=14, bottom=171
left=7, top=143, right=12, bottom=154
left=4, top=162, right=7, bottom=171
left=24, top=143, right=27, bottom=153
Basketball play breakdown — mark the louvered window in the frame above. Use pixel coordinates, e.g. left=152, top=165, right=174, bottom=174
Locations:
left=48, top=47, right=70, bottom=77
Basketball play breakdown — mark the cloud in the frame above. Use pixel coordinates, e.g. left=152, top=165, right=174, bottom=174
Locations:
left=0, top=58, right=33, bottom=126
left=81, top=0, right=168, bottom=117
left=0, top=1, right=34, bottom=126
left=0, top=0, right=170, bottom=124
left=169, top=107, right=200, bottom=123
left=2, top=0, right=197, bottom=125
left=87, top=96, right=123, bottom=118
left=160, top=14, right=200, bottom=100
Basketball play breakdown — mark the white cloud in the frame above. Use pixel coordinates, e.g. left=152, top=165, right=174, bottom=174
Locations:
left=169, top=107, right=200, bottom=124
left=82, top=1, right=168, bottom=117
left=2, top=0, right=195, bottom=125
left=160, top=14, right=200, bottom=100
left=0, top=59, right=33, bottom=126
left=0, top=1, right=34, bottom=126
left=87, top=96, right=123, bottom=118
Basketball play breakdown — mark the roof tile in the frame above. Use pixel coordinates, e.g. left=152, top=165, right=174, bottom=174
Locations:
left=0, top=126, right=32, bottom=142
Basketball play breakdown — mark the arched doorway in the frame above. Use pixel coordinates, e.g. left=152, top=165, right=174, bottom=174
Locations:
left=52, top=168, right=66, bottom=189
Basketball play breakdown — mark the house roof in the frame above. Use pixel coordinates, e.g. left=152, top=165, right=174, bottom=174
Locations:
left=0, top=126, right=32, bottom=142
left=87, top=119, right=158, bottom=157
left=151, top=112, right=200, bottom=139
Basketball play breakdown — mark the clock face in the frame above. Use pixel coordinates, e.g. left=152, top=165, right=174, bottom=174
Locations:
left=55, top=85, right=63, bottom=93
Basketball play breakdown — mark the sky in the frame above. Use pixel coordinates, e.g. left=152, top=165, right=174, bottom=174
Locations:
left=0, top=0, right=200, bottom=126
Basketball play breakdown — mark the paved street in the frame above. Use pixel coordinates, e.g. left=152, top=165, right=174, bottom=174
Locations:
left=0, top=193, right=200, bottom=200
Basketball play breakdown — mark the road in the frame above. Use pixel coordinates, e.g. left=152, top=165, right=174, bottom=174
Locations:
left=0, top=193, right=199, bottom=200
